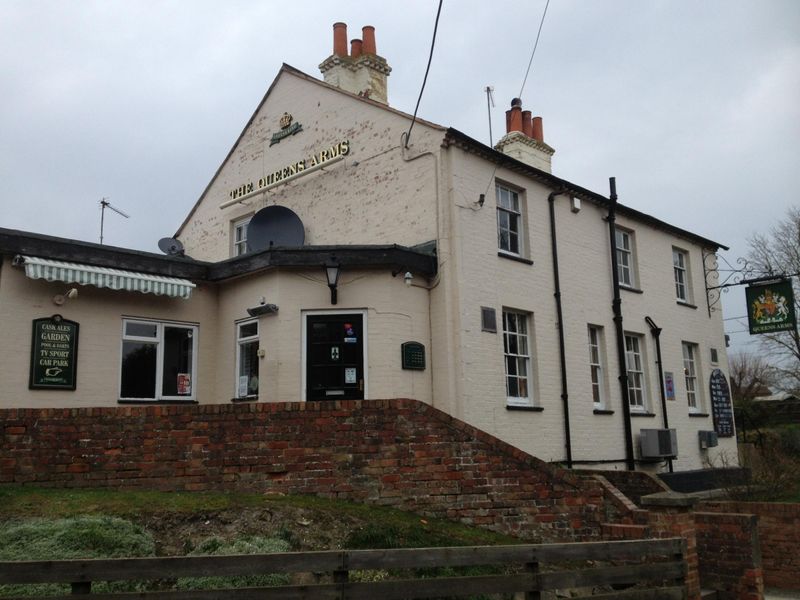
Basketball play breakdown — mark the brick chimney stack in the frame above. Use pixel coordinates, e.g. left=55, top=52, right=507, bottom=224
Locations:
left=319, top=22, right=392, bottom=104
left=495, top=98, right=554, bottom=173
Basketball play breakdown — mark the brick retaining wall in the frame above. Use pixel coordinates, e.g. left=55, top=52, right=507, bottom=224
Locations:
left=700, top=501, right=800, bottom=591
left=0, top=399, right=605, bottom=542
left=695, top=511, right=764, bottom=599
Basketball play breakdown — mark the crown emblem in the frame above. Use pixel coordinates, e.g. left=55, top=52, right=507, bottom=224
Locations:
left=280, top=112, right=293, bottom=129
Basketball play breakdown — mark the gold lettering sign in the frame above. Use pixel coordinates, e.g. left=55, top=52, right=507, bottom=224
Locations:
left=229, top=140, right=350, bottom=201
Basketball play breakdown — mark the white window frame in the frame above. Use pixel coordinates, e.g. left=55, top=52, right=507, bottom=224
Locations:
left=624, top=333, right=647, bottom=411
left=503, top=310, right=533, bottom=407
left=682, top=341, right=702, bottom=412
left=119, top=318, right=198, bottom=401
left=673, top=247, right=690, bottom=303
left=496, top=184, right=524, bottom=257
left=588, top=325, right=606, bottom=409
left=615, top=229, right=635, bottom=288
left=232, top=216, right=251, bottom=257
left=235, top=319, right=260, bottom=399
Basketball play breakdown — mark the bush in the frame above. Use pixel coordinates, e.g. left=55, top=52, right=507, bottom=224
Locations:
left=0, top=515, right=155, bottom=597
left=175, top=536, right=291, bottom=590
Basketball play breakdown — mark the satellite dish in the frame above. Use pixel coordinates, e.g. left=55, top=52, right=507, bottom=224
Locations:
left=158, top=237, right=185, bottom=256
left=247, top=205, right=305, bottom=252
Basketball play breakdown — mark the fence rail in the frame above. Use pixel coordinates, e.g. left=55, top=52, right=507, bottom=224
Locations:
left=0, top=538, right=687, bottom=599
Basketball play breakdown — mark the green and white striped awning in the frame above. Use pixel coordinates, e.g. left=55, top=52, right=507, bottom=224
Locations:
left=14, top=255, right=196, bottom=299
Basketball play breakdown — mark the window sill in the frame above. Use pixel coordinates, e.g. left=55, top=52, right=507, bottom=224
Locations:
left=118, top=399, right=198, bottom=405
left=677, top=300, right=698, bottom=309
left=620, top=285, right=644, bottom=294
left=593, top=408, right=615, bottom=415
left=498, top=252, right=534, bottom=265
left=630, top=411, right=656, bottom=417
left=506, top=405, right=543, bottom=412
left=231, top=396, right=258, bottom=403
left=688, top=412, right=709, bottom=418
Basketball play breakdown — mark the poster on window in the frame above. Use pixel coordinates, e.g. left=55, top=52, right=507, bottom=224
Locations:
left=177, top=373, right=191, bottom=395
left=29, top=315, right=79, bottom=390
left=745, top=280, right=796, bottom=335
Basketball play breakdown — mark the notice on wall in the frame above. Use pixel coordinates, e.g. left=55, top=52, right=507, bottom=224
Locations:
left=664, top=372, right=675, bottom=401
left=29, top=315, right=79, bottom=390
left=709, top=368, right=734, bottom=437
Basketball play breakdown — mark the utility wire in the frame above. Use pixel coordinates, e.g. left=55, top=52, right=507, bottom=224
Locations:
left=404, top=0, right=443, bottom=148
left=519, top=0, right=551, bottom=99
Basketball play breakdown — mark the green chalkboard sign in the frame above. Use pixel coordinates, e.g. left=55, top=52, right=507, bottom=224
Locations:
left=29, top=315, right=79, bottom=390
left=401, top=341, right=426, bottom=370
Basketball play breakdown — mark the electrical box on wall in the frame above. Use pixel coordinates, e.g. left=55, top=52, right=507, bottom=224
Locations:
left=640, top=428, right=678, bottom=459
left=698, top=430, right=719, bottom=449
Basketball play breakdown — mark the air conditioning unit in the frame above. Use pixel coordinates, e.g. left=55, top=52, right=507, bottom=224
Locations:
left=640, top=428, right=678, bottom=459
left=698, top=430, right=719, bottom=450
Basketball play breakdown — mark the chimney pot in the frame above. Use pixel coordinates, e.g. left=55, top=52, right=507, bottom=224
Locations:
left=505, top=110, right=512, bottom=133
left=522, top=110, right=532, bottom=137
left=508, top=102, right=523, bottom=133
left=333, top=22, right=348, bottom=56
left=532, top=116, right=544, bottom=143
left=511, top=97, right=522, bottom=108
left=362, top=25, right=376, bottom=54
left=351, top=38, right=363, bottom=58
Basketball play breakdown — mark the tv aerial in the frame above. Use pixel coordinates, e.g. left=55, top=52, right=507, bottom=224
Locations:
left=99, top=198, right=130, bottom=245
left=158, top=237, right=186, bottom=256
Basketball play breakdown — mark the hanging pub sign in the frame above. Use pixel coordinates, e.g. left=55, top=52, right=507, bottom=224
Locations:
left=709, top=368, right=734, bottom=437
left=29, top=315, right=79, bottom=390
left=745, top=279, right=796, bottom=335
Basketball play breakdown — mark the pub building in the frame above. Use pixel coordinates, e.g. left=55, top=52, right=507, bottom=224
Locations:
left=0, top=23, right=736, bottom=473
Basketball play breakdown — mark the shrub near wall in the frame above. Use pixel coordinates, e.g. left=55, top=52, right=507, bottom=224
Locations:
left=0, top=399, right=605, bottom=542
left=700, top=501, right=800, bottom=591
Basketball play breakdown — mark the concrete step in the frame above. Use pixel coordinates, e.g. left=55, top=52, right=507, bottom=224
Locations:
left=701, top=590, right=719, bottom=599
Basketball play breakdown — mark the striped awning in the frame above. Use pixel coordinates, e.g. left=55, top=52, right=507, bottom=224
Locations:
left=14, top=255, right=196, bottom=299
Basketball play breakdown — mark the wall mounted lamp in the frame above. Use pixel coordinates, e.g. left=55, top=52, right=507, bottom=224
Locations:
left=324, top=257, right=340, bottom=305
left=392, top=269, right=414, bottom=286
left=52, top=287, right=78, bottom=306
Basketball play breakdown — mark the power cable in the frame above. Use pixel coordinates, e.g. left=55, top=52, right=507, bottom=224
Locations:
left=404, top=0, right=444, bottom=148
left=519, top=0, right=551, bottom=100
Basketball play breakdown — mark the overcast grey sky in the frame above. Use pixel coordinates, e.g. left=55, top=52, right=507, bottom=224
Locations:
left=1, top=1, right=798, bottom=351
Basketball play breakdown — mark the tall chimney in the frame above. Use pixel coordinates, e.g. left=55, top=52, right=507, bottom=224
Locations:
left=333, top=22, right=348, bottom=56
left=362, top=26, right=376, bottom=54
left=320, top=22, right=392, bottom=104
left=532, top=116, right=544, bottom=143
left=522, top=110, right=533, bottom=137
left=495, top=98, right=555, bottom=173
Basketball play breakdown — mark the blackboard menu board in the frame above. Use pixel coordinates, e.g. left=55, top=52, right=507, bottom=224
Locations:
left=709, top=368, right=734, bottom=437
left=29, top=315, right=79, bottom=390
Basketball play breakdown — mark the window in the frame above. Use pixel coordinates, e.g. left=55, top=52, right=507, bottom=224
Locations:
left=588, top=325, right=606, bottom=408
left=683, top=342, right=702, bottom=412
left=624, top=333, right=646, bottom=410
left=615, top=229, right=635, bottom=287
left=496, top=185, right=522, bottom=255
left=236, top=320, right=259, bottom=398
left=503, top=310, right=532, bottom=406
left=673, top=248, right=690, bottom=302
left=232, top=217, right=251, bottom=257
left=120, top=319, right=197, bottom=400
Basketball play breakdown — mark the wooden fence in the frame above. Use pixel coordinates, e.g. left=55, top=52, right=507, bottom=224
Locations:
left=0, top=538, right=686, bottom=599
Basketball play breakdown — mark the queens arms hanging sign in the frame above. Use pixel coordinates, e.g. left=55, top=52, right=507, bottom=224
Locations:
left=745, top=279, right=796, bottom=335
